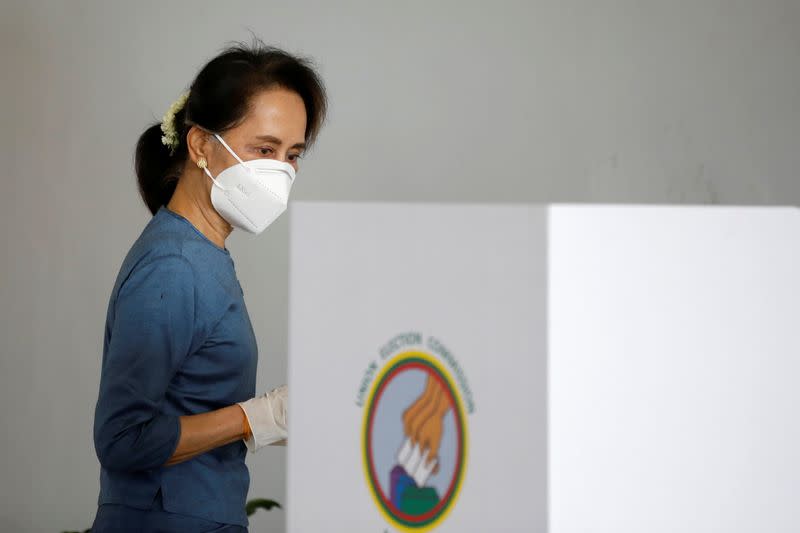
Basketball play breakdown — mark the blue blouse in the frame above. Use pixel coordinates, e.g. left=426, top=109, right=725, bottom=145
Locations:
left=93, top=206, right=258, bottom=527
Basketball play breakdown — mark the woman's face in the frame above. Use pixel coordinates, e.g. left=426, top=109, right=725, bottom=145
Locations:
left=206, top=87, right=308, bottom=174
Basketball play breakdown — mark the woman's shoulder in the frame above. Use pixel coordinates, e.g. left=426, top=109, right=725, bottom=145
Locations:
left=111, top=211, right=239, bottom=309
left=109, top=240, right=238, bottom=337
left=124, top=209, right=231, bottom=272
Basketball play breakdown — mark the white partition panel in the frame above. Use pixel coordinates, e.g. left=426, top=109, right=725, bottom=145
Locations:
left=549, top=206, right=800, bottom=533
left=287, top=202, right=800, bottom=533
left=287, top=202, right=547, bottom=532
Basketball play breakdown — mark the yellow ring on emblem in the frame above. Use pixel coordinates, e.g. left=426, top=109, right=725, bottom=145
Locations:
left=360, top=350, right=469, bottom=532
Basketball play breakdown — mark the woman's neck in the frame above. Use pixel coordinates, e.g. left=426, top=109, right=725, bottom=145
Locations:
left=166, top=173, right=232, bottom=250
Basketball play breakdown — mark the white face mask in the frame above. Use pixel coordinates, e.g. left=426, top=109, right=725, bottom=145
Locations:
left=202, top=133, right=296, bottom=234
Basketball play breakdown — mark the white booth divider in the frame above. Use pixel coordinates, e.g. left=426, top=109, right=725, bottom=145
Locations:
left=287, top=203, right=800, bottom=533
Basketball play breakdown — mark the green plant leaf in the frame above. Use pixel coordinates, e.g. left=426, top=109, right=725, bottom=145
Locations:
left=245, top=498, right=282, bottom=516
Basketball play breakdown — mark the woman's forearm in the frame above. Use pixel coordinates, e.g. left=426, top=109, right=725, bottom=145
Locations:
left=164, top=405, right=248, bottom=466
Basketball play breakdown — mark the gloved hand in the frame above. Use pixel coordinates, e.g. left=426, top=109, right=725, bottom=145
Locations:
left=237, top=385, right=288, bottom=453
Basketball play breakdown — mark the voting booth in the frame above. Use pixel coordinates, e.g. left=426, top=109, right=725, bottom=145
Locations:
left=286, top=203, right=800, bottom=533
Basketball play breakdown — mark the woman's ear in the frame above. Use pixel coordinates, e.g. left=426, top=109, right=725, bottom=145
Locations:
left=186, top=125, right=211, bottom=167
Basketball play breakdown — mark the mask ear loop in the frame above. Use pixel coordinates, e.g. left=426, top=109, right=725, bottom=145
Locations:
left=200, top=132, right=247, bottom=191
left=203, top=166, right=228, bottom=191
left=213, top=133, right=248, bottom=166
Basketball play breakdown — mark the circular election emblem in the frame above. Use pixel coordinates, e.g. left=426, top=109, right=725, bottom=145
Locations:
left=362, top=350, right=468, bottom=531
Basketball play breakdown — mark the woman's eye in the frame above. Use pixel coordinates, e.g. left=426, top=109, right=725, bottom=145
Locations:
left=288, top=153, right=304, bottom=162
left=258, top=147, right=273, bottom=156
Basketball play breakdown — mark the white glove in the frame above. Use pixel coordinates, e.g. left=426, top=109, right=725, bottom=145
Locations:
left=238, top=385, right=288, bottom=453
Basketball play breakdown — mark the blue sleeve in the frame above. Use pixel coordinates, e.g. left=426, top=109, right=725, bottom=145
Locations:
left=93, top=254, right=196, bottom=472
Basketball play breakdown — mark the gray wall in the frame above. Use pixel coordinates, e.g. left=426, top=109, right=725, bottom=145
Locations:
left=1, top=1, right=798, bottom=531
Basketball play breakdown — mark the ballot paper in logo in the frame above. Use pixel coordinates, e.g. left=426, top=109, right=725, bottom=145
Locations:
left=360, top=334, right=472, bottom=531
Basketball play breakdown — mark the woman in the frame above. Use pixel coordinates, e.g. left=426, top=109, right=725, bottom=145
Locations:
left=91, top=40, right=327, bottom=532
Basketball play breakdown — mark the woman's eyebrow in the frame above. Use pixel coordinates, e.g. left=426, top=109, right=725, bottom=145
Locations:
left=255, top=134, right=306, bottom=150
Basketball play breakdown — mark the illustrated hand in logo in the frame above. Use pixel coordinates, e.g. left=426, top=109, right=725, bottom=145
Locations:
left=397, top=375, right=452, bottom=487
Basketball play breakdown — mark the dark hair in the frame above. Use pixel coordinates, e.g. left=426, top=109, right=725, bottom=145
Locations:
left=135, top=39, right=328, bottom=215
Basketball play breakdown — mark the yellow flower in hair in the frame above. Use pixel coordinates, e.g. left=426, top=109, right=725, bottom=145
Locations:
left=160, top=91, right=190, bottom=155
